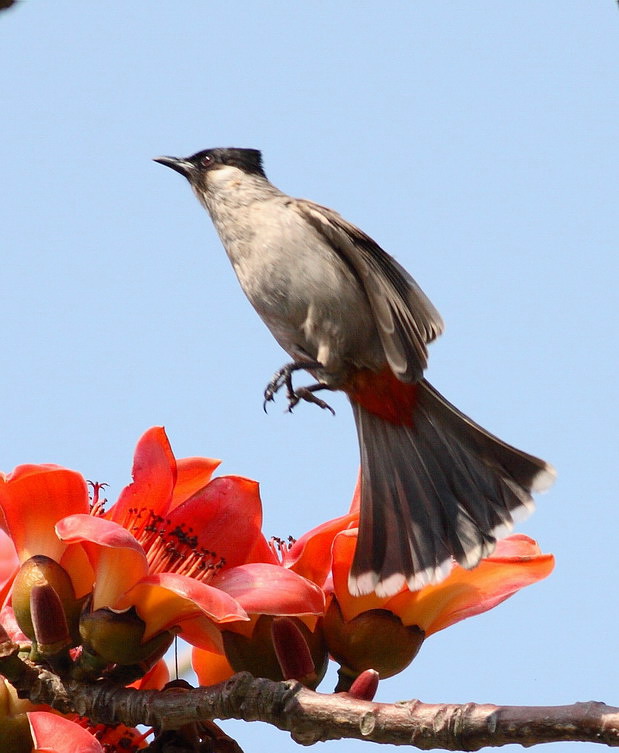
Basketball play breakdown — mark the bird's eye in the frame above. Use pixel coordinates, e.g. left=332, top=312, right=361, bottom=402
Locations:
left=200, top=154, right=213, bottom=168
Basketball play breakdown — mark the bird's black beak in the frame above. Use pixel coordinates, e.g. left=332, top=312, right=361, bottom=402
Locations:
left=153, top=155, right=194, bottom=179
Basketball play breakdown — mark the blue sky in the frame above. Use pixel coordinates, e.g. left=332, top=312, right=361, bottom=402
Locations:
left=1, top=2, right=618, bottom=752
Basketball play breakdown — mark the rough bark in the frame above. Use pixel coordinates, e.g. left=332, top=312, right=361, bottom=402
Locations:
left=2, top=646, right=618, bottom=750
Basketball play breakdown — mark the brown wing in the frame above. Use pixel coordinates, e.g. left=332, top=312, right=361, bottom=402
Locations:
left=295, top=199, right=444, bottom=383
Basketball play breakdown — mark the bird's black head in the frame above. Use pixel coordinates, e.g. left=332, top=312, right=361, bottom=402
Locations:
left=190, top=148, right=265, bottom=177
left=154, top=147, right=265, bottom=183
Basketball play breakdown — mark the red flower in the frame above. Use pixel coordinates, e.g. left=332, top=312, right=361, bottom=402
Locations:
left=191, top=506, right=358, bottom=687
left=0, top=463, right=94, bottom=603
left=276, top=510, right=359, bottom=587
left=324, top=527, right=554, bottom=685
left=192, top=560, right=326, bottom=686
left=102, top=427, right=276, bottom=570
left=28, top=712, right=105, bottom=753
left=1, top=428, right=326, bottom=678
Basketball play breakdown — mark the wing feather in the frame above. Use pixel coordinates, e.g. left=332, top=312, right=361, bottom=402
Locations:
left=295, top=199, right=444, bottom=382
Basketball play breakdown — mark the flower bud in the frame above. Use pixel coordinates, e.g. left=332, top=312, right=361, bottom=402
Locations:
left=346, top=669, right=380, bottom=701
left=11, top=556, right=82, bottom=647
left=223, top=615, right=328, bottom=689
left=324, top=598, right=424, bottom=690
left=78, top=606, right=174, bottom=675
left=29, top=583, right=71, bottom=661
left=271, top=616, right=316, bottom=683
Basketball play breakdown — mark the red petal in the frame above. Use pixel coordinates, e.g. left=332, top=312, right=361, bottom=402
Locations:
left=56, top=514, right=148, bottom=609
left=29, top=712, right=103, bottom=752
left=116, top=572, right=249, bottom=640
left=105, top=427, right=176, bottom=524
left=215, top=563, right=325, bottom=617
left=0, top=603, right=29, bottom=642
left=0, top=465, right=89, bottom=563
left=57, top=514, right=145, bottom=551
left=0, top=529, right=18, bottom=605
left=178, top=614, right=226, bottom=652
left=285, top=511, right=358, bottom=586
left=243, top=532, right=279, bottom=565
left=168, top=476, right=265, bottom=568
left=168, top=456, right=222, bottom=511
left=192, top=645, right=235, bottom=686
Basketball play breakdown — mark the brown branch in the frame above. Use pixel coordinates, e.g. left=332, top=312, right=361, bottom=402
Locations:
left=2, top=645, right=618, bottom=749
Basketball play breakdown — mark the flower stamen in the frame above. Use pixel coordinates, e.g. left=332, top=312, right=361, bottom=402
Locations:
left=116, top=508, right=225, bottom=584
left=269, top=534, right=297, bottom=564
left=87, top=481, right=108, bottom=516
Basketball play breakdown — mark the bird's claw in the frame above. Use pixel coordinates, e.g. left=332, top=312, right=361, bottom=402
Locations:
left=263, top=373, right=288, bottom=411
left=287, top=386, right=336, bottom=415
left=262, top=361, right=335, bottom=415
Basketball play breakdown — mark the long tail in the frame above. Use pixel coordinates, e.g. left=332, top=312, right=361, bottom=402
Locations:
left=347, top=375, right=555, bottom=597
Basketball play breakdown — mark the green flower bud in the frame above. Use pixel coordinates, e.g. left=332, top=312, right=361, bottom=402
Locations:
left=11, top=556, right=83, bottom=647
left=223, top=615, right=328, bottom=689
left=79, top=606, right=174, bottom=672
left=323, top=598, right=425, bottom=690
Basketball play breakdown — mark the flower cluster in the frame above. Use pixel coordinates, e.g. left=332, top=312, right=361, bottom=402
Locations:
left=0, top=428, right=554, bottom=751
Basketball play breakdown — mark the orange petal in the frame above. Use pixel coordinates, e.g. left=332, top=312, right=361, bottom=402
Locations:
left=58, top=542, right=95, bottom=600
left=330, top=529, right=395, bottom=620
left=168, top=456, right=222, bottom=511
left=116, top=572, right=249, bottom=641
left=215, top=563, right=325, bottom=617
left=29, top=711, right=103, bottom=753
left=285, top=511, right=359, bottom=586
left=0, top=465, right=89, bottom=563
left=192, top=645, right=235, bottom=686
left=105, top=427, right=176, bottom=524
left=56, top=514, right=148, bottom=609
left=243, top=532, right=279, bottom=566
left=177, top=614, right=226, bottom=652
left=394, top=535, right=555, bottom=635
left=130, top=658, right=170, bottom=690
left=168, top=476, right=265, bottom=569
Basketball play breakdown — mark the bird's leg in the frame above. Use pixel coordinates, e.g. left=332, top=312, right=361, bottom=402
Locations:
left=287, top=382, right=336, bottom=415
left=264, top=361, right=318, bottom=406
left=263, top=360, right=335, bottom=414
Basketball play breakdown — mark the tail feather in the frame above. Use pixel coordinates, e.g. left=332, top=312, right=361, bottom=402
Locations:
left=349, top=378, right=555, bottom=596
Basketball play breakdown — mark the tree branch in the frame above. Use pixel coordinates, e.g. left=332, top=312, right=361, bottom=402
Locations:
left=2, top=647, right=618, bottom=749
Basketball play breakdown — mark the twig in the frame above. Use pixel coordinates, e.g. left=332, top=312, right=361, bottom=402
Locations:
left=2, top=647, right=618, bottom=749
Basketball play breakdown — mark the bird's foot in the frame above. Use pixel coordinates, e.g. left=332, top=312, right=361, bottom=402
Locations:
left=263, top=361, right=335, bottom=415
left=286, top=384, right=336, bottom=415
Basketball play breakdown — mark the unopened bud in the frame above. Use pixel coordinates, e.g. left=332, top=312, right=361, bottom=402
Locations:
left=272, top=617, right=315, bottom=682
left=12, top=556, right=82, bottom=648
left=223, top=615, right=328, bottom=689
left=346, top=668, right=379, bottom=700
left=30, top=582, right=70, bottom=656
left=79, top=606, right=174, bottom=670
left=324, top=598, right=425, bottom=687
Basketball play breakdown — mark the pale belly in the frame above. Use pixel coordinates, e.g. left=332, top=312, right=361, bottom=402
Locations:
left=230, top=233, right=384, bottom=384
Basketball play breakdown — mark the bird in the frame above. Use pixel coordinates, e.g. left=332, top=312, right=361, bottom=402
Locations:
left=154, top=147, right=556, bottom=597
